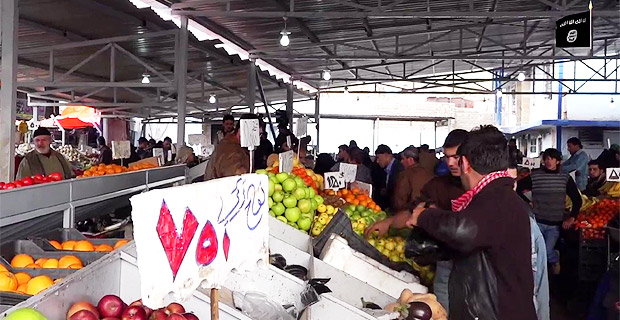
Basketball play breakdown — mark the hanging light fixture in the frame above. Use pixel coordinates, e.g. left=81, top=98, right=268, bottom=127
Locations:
left=322, top=69, right=331, bottom=81
left=141, top=73, right=150, bottom=84
left=517, top=72, right=526, bottom=82
left=209, top=94, right=217, bottom=104
left=279, top=17, right=290, bottom=47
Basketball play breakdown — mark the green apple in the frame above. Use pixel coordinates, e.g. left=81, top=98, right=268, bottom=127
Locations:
left=293, top=188, right=307, bottom=200
left=274, top=183, right=283, bottom=192
left=294, top=177, right=305, bottom=188
left=311, top=225, right=323, bottom=236
left=5, top=308, right=47, bottom=320
left=283, top=196, right=297, bottom=208
left=268, top=197, right=274, bottom=208
left=268, top=182, right=275, bottom=196
left=361, top=210, right=372, bottom=217
left=350, top=214, right=361, bottom=221
left=314, top=195, right=324, bottom=205
left=357, top=205, right=366, bottom=212
left=308, top=188, right=315, bottom=198
left=272, top=190, right=284, bottom=203
left=267, top=172, right=275, bottom=178
left=285, top=207, right=301, bottom=222
left=277, top=215, right=288, bottom=223
left=269, top=210, right=276, bottom=217
left=269, top=176, right=279, bottom=185
left=282, top=178, right=297, bottom=192
left=297, top=217, right=312, bottom=231
left=310, top=199, right=318, bottom=211
left=255, top=169, right=267, bottom=175
left=298, top=199, right=312, bottom=213
left=272, top=203, right=285, bottom=216
left=276, top=172, right=289, bottom=183
left=287, top=221, right=299, bottom=229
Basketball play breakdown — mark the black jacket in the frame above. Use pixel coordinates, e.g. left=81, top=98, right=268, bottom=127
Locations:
left=418, top=177, right=537, bottom=320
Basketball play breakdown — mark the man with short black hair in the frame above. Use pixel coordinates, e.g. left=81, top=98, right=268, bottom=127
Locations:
left=136, top=137, right=151, bottom=159
left=205, top=114, right=257, bottom=180
left=562, top=137, right=589, bottom=190
left=17, top=127, right=73, bottom=179
left=374, top=144, right=403, bottom=210
left=517, top=148, right=582, bottom=275
left=407, top=125, right=537, bottom=320
left=584, top=159, right=606, bottom=197
left=214, top=114, right=235, bottom=145
left=336, top=144, right=350, bottom=163
left=97, top=136, right=113, bottom=165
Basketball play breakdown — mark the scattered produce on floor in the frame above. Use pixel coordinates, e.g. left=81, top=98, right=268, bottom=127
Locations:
left=0, top=172, right=63, bottom=190
left=576, top=198, right=620, bottom=240
left=67, top=297, right=198, bottom=320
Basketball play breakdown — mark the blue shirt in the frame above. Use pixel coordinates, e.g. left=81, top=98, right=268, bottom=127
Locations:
left=385, top=158, right=396, bottom=185
left=562, top=149, right=589, bottom=191
left=530, top=216, right=550, bottom=320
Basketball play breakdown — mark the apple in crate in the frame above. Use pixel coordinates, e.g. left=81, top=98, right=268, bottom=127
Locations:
left=69, top=310, right=98, bottom=320
left=129, top=299, right=153, bottom=318
left=182, top=313, right=199, bottom=320
left=98, top=295, right=125, bottom=318
left=67, top=302, right=100, bottom=319
left=121, top=306, right=147, bottom=320
left=148, top=310, right=167, bottom=320
left=165, top=303, right=185, bottom=315
left=166, top=314, right=186, bottom=320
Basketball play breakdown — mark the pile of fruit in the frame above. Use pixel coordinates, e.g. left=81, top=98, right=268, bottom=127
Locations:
left=0, top=264, right=60, bottom=295
left=0, top=172, right=63, bottom=190
left=66, top=296, right=199, bottom=320
left=79, top=163, right=157, bottom=178
left=258, top=170, right=324, bottom=233
left=577, top=198, right=620, bottom=240
left=326, top=188, right=382, bottom=213
left=56, top=145, right=93, bottom=169
left=366, top=235, right=407, bottom=263
left=264, top=158, right=324, bottom=191
left=10, top=253, right=84, bottom=270
left=321, top=194, right=347, bottom=209
left=311, top=204, right=339, bottom=236
left=343, top=204, right=388, bottom=236
left=48, top=239, right=128, bottom=252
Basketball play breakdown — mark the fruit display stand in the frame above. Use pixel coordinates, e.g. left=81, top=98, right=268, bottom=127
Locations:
left=269, top=216, right=312, bottom=252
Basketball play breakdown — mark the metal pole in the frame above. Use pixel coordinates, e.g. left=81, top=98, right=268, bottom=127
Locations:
left=0, top=0, right=18, bottom=181
left=286, top=84, right=294, bottom=130
left=248, top=60, right=256, bottom=113
left=176, top=17, right=189, bottom=146
left=314, top=95, right=320, bottom=153
left=255, top=72, right=277, bottom=140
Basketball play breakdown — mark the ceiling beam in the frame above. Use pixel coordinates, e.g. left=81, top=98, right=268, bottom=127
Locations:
left=20, top=17, right=90, bottom=42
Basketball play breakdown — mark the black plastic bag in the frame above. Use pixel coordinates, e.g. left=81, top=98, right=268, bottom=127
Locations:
left=404, top=227, right=451, bottom=266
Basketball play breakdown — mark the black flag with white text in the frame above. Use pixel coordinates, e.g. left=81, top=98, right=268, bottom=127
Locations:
left=556, top=11, right=591, bottom=48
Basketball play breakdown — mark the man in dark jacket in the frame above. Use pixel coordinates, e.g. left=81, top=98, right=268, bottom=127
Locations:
left=516, top=148, right=582, bottom=275
left=407, top=125, right=537, bottom=320
left=392, top=147, right=435, bottom=212
left=374, top=144, right=403, bottom=210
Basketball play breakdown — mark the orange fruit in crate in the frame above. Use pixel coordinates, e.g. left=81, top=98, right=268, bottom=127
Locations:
left=59, top=255, right=83, bottom=269
left=0, top=271, right=18, bottom=291
left=95, top=244, right=114, bottom=252
left=16, top=283, right=28, bottom=294
left=14, top=272, right=31, bottom=285
left=10, top=254, right=34, bottom=268
left=42, top=259, right=59, bottom=269
left=73, top=240, right=94, bottom=252
left=24, top=264, right=40, bottom=269
left=34, top=258, right=47, bottom=267
left=68, top=264, right=82, bottom=269
left=0, top=264, right=8, bottom=273
left=26, top=275, right=54, bottom=295
left=49, top=240, right=62, bottom=250
left=114, top=240, right=129, bottom=249
left=62, top=240, right=76, bottom=251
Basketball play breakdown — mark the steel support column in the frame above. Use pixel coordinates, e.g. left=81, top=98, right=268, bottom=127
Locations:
left=176, top=17, right=189, bottom=146
left=286, top=84, right=294, bottom=130
left=314, top=95, right=320, bottom=153
left=0, top=0, right=18, bottom=182
left=248, top=61, right=257, bottom=113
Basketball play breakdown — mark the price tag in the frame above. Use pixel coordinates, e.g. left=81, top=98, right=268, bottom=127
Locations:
left=296, top=116, right=308, bottom=137
left=350, top=181, right=372, bottom=196
left=339, top=163, right=357, bottom=183
left=130, top=174, right=269, bottom=308
left=279, top=150, right=294, bottom=174
left=153, top=148, right=165, bottom=165
left=324, top=172, right=346, bottom=190
left=521, top=157, right=541, bottom=169
left=27, top=119, right=39, bottom=130
left=167, top=150, right=173, bottom=162
left=607, top=167, right=620, bottom=182
left=111, top=140, right=131, bottom=160
left=240, top=119, right=260, bottom=148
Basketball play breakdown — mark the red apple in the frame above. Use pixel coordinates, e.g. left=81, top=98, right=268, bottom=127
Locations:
left=67, top=302, right=100, bottom=319
left=102, top=318, right=120, bottom=320
left=166, top=314, right=186, bottom=320
left=69, top=310, right=98, bottom=320
left=181, top=313, right=198, bottom=320
left=129, top=299, right=143, bottom=307
left=98, top=295, right=125, bottom=318
left=129, top=300, right=152, bottom=318
left=149, top=310, right=167, bottom=320
left=165, top=303, right=185, bottom=315
left=121, top=306, right=147, bottom=320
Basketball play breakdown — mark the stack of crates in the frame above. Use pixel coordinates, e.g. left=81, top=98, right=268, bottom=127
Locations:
left=578, top=228, right=608, bottom=281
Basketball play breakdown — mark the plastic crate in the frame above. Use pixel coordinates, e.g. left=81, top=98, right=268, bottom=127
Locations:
left=578, top=262, right=607, bottom=282
left=579, top=228, right=607, bottom=247
left=29, top=228, right=125, bottom=251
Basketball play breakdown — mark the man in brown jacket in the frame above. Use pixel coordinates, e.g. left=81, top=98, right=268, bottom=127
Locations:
left=204, top=114, right=256, bottom=180
left=392, top=147, right=435, bottom=211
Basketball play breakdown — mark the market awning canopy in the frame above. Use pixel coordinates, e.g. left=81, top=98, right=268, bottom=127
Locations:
left=40, top=105, right=101, bottom=130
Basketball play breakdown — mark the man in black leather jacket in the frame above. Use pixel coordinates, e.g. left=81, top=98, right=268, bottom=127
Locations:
left=407, top=126, right=537, bottom=320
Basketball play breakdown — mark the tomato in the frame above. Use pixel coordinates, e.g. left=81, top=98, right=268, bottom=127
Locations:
left=13, top=180, right=23, bottom=188
left=21, top=177, right=34, bottom=186
left=48, top=172, right=63, bottom=181
left=33, top=174, right=44, bottom=180
left=0, top=182, right=4, bottom=189
left=4, top=183, right=16, bottom=190
left=40, top=177, right=51, bottom=183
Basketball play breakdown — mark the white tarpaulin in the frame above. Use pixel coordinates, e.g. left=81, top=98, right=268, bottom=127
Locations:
left=130, top=174, right=270, bottom=308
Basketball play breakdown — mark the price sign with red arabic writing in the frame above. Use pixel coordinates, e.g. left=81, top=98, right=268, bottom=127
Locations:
left=130, top=174, right=269, bottom=308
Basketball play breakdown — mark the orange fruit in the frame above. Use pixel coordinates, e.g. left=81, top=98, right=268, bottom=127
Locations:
left=26, top=275, right=54, bottom=295
left=14, top=272, right=31, bottom=285
left=73, top=240, right=94, bottom=252
left=68, top=264, right=82, bottom=269
left=351, top=199, right=360, bottom=205
left=16, top=283, right=28, bottom=294
left=24, top=264, right=40, bottom=269
left=59, top=256, right=83, bottom=269
left=114, top=240, right=129, bottom=249
left=42, top=259, right=59, bottom=269
left=49, top=240, right=62, bottom=250
left=0, top=272, right=18, bottom=291
left=62, top=240, right=76, bottom=251
left=34, top=258, right=48, bottom=267
left=95, top=244, right=114, bottom=252
left=11, top=254, right=34, bottom=268
left=0, top=264, right=8, bottom=273
left=341, top=189, right=349, bottom=196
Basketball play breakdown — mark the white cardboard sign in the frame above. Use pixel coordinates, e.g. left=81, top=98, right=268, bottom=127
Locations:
left=521, top=157, right=541, bottom=169
left=153, top=148, right=165, bottom=165
left=350, top=181, right=373, bottom=196
left=607, top=167, right=620, bottom=182
left=339, top=163, right=358, bottom=183
left=111, top=140, right=131, bottom=160
left=279, top=150, right=294, bottom=174
left=240, top=119, right=260, bottom=148
left=130, top=174, right=269, bottom=308
left=296, top=116, right=308, bottom=137
left=324, top=171, right=346, bottom=190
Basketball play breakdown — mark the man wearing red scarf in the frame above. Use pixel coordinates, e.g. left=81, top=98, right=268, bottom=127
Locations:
left=407, top=125, right=536, bottom=320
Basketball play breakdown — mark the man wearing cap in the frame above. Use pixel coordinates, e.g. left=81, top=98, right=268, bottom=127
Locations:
left=16, top=127, right=73, bottom=180
left=391, top=147, right=435, bottom=212
left=374, top=144, right=403, bottom=210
